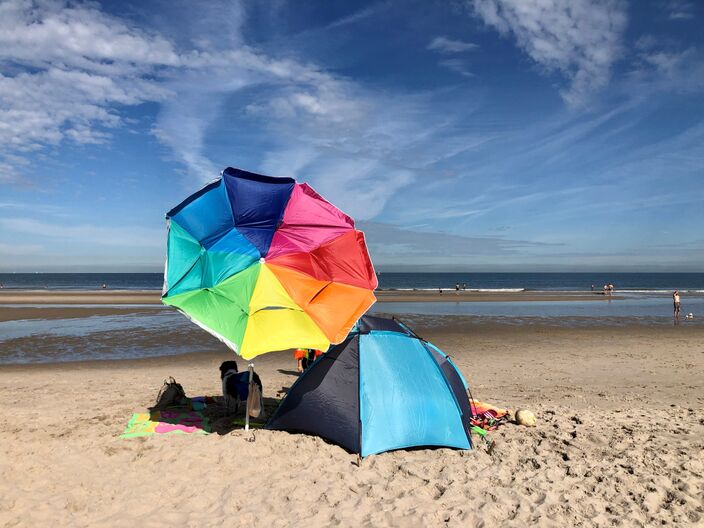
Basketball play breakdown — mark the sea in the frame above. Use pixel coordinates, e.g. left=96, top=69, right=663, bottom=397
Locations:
left=1, top=272, right=702, bottom=364
left=1, top=272, right=703, bottom=293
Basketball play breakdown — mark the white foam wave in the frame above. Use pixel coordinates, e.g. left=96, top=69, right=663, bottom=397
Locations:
left=379, top=287, right=526, bottom=292
left=617, top=289, right=704, bottom=294
left=468, top=288, right=526, bottom=293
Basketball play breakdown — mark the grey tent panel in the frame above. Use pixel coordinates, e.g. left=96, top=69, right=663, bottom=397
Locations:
left=266, top=336, right=361, bottom=453
left=356, top=315, right=410, bottom=335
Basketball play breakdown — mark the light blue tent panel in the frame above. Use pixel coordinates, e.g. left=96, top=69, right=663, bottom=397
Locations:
left=358, top=333, right=470, bottom=456
left=424, top=341, right=469, bottom=389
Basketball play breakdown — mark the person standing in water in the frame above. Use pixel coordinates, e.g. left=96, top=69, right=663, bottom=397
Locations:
left=673, top=290, right=681, bottom=323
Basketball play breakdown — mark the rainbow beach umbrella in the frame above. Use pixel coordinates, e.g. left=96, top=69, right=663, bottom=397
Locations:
left=162, top=167, right=378, bottom=360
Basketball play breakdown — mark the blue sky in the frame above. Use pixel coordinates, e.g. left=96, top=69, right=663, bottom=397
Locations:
left=0, top=0, right=702, bottom=272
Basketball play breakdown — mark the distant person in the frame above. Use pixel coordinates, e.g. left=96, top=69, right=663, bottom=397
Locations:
left=455, top=283, right=460, bottom=295
left=673, top=290, right=681, bottom=322
left=438, top=288, right=443, bottom=295
left=462, top=283, right=467, bottom=290
left=603, top=284, right=608, bottom=295
left=591, top=284, right=594, bottom=292
left=294, top=348, right=307, bottom=372
left=101, top=283, right=107, bottom=289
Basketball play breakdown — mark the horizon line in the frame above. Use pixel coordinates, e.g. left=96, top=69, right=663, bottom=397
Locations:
left=1, top=269, right=702, bottom=274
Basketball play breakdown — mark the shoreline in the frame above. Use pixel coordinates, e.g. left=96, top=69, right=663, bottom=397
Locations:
left=2, top=320, right=704, bottom=371
left=0, top=288, right=628, bottom=305
left=2, top=311, right=703, bottom=367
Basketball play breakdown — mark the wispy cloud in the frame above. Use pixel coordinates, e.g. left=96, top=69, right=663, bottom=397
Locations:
left=438, top=58, right=475, bottom=77
left=428, top=36, right=478, bottom=77
left=0, top=217, right=161, bottom=248
left=253, top=84, right=491, bottom=220
left=0, top=241, right=42, bottom=256
left=325, top=3, right=389, bottom=29
left=428, top=36, right=479, bottom=53
left=0, top=0, right=335, bottom=184
left=0, top=0, right=465, bottom=220
left=628, top=39, right=704, bottom=95
left=470, top=0, right=628, bottom=107
left=0, top=202, right=72, bottom=216
left=666, top=0, right=695, bottom=20
left=360, top=221, right=562, bottom=268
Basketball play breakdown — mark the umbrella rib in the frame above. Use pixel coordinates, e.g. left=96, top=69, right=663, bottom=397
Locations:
left=307, top=281, right=333, bottom=305
left=206, top=287, right=249, bottom=316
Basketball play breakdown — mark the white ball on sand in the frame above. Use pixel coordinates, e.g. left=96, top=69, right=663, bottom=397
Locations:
left=515, top=409, right=536, bottom=427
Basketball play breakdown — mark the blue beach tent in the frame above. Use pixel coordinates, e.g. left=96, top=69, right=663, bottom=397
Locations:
left=266, top=316, right=474, bottom=456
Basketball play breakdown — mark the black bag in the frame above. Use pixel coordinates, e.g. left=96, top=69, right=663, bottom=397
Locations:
left=153, top=377, right=187, bottom=410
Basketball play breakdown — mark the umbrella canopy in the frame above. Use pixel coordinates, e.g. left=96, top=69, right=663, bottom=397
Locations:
left=162, top=167, right=378, bottom=359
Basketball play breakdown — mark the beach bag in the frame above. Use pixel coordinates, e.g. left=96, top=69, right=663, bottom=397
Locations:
left=153, top=377, right=187, bottom=410
left=247, top=380, right=266, bottom=420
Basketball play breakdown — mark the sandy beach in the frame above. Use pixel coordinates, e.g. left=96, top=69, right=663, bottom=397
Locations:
left=1, top=306, right=703, bottom=527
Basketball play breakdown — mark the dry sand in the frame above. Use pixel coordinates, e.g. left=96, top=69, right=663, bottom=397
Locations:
left=1, top=315, right=702, bottom=527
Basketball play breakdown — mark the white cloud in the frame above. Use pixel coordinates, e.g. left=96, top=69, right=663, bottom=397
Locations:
left=0, top=1, right=181, bottom=70
left=471, top=0, right=628, bottom=106
left=252, top=83, right=489, bottom=221
left=627, top=43, right=704, bottom=94
left=151, top=47, right=380, bottom=183
left=0, top=0, right=183, bottom=183
left=428, top=36, right=479, bottom=53
left=0, top=1, right=493, bottom=225
left=0, top=1, right=329, bottom=183
left=0, top=0, right=447, bottom=222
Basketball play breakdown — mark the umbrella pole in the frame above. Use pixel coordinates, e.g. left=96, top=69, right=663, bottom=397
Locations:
left=245, top=363, right=254, bottom=431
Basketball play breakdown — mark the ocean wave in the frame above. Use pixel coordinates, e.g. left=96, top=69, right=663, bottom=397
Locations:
left=615, top=289, right=704, bottom=294
left=378, top=288, right=704, bottom=294
left=468, top=288, right=526, bottom=293
left=379, top=288, right=527, bottom=292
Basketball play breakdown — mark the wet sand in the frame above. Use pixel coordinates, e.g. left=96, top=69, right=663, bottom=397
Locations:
left=0, top=288, right=618, bottom=306
left=0, top=289, right=160, bottom=305
left=0, top=313, right=702, bottom=526
left=0, top=305, right=161, bottom=322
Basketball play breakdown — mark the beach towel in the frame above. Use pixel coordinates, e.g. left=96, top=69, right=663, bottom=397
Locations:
left=469, top=399, right=509, bottom=431
left=470, top=399, right=509, bottom=418
left=121, top=395, right=267, bottom=438
left=121, top=410, right=210, bottom=438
